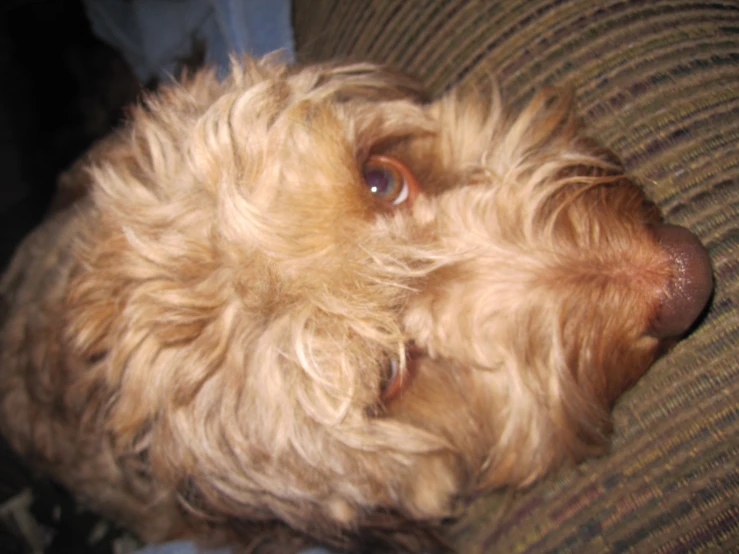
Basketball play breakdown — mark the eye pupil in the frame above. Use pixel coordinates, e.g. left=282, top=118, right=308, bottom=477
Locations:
left=364, top=166, right=396, bottom=197
left=362, top=155, right=418, bottom=207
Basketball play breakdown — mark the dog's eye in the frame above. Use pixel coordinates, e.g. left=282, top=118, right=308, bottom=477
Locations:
left=363, top=155, right=419, bottom=206
left=381, top=358, right=404, bottom=401
left=380, top=344, right=422, bottom=402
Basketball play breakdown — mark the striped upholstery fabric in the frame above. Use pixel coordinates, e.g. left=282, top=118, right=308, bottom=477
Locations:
left=293, top=1, right=739, bottom=552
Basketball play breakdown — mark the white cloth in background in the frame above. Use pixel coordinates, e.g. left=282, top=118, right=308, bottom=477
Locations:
left=82, top=0, right=294, bottom=82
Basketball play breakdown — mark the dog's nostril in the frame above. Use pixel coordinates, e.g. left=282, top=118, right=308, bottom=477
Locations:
left=649, top=224, right=713, bottom=338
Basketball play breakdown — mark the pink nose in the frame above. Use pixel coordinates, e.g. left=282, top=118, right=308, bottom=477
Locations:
left=649, top=224, right=713, bottom=338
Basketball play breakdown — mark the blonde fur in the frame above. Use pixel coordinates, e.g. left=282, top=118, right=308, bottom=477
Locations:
left=1, top=56, right=684, bottom=552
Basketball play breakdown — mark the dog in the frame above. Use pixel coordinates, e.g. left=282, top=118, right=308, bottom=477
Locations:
left=0, top=56, right=713, bottom=552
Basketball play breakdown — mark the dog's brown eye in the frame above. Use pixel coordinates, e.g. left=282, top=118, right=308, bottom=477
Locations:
left=381, top=344, right=423, bottom=403
left=381, top=358, right=405, bottom=402
left=363, top=155, right=420, bottom=206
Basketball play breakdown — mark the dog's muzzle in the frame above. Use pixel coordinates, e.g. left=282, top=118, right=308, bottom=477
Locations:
left=649, top=224, right=713, bottom=338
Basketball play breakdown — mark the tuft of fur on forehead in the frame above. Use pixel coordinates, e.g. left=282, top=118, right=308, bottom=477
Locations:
left=0, top=55, right=701, bottom=553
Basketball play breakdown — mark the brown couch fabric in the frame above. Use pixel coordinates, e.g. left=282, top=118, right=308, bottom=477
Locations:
left=293, top=1, right=739, bottom=552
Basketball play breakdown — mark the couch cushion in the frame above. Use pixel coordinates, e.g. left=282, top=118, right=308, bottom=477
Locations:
left=294, top=1, right=739, bottom=551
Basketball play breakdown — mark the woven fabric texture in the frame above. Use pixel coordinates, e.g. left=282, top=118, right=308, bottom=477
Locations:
left=294, top=1, right=739, bottom=552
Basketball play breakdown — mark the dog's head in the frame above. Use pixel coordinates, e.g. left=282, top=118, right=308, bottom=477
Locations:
left=65, top=57, right=712, bottom=543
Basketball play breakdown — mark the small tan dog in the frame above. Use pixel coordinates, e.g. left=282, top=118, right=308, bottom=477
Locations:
left=0, top=56, right=713, bottom=552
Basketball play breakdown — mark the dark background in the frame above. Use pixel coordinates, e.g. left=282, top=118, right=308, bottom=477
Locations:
left=0, top=0, right=140, bottom=269
left=0, top=1, right=141, bottom=552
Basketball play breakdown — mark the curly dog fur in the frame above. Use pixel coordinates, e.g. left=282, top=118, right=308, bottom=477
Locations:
left=0, top=56, right=712, bottom=552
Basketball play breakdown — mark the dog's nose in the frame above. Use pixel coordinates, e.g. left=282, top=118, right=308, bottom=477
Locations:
left=649, top=224, right=713, bottom=338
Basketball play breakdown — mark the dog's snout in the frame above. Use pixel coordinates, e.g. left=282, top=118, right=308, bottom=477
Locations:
left=650, top=224, right=713, bottom=338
